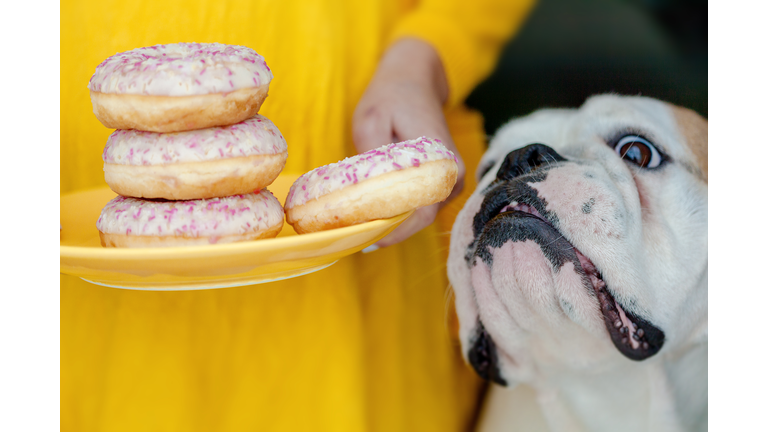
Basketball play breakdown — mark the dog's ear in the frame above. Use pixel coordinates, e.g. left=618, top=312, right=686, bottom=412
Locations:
left=669, top=105, right=708, bottom=182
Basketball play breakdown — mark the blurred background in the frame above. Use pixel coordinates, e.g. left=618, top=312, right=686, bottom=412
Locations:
left=466, top=0, right=707, bottom=136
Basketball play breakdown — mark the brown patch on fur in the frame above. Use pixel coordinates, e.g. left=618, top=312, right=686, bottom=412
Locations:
left=669, top=105, right=708, bottom=182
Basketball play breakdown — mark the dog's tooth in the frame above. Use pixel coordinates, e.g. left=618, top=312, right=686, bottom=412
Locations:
left=620, top=327, right=628, bottom=334
left=632, top=323, right=638, bottom=330
left=621, top=337, right=628, bottom=345
left=636, top=329, right=644, bottom=338
left=642, top=342, right=649, bottom=350
left=614, top=320, right=622, bottom=328
left=632, top=334, right=641, bottom=341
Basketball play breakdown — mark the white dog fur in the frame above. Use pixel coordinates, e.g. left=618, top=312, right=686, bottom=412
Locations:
left=448, top=95, right=707, bottom=432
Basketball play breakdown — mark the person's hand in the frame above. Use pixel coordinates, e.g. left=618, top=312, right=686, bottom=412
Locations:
left=353, top=38, right=465, bottom=248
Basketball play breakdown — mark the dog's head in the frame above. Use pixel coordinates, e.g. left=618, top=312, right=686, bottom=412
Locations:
left=448, top=95, right=707, bottom=386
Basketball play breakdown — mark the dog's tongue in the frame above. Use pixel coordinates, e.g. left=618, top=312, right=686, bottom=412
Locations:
left=574, top=249, right=665, bottom=360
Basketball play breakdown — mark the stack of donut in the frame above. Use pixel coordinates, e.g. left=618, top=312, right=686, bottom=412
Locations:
left=91, top=43, right=288, bottom=247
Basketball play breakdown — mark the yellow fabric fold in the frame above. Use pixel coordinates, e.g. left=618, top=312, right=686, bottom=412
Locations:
left=388, top=0, right=536, bottom=107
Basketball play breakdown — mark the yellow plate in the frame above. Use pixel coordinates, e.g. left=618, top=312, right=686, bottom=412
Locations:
left=60, top=173, right=412, bottom=290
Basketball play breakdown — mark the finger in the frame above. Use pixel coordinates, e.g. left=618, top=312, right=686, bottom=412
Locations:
left=374, top=204, right=439, bottom=248
left=392, top=104, right=450, bottom=144
left=441, top=171, right=465, bottom=210
left=392, top=112, right=466, bottom=209
left=390, top=102, right=465, bottom=174
left=352, top=102, right=394, bottom=153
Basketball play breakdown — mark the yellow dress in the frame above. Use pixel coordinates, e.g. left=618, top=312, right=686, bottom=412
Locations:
left=60, top=0, right=534, bottom=430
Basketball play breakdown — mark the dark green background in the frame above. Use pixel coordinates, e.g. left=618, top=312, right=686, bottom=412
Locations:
left=466, top=0, right=707, bottom=137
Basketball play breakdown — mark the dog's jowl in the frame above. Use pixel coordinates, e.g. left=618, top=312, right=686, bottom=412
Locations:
left=448, top=95, right=707, bottom=432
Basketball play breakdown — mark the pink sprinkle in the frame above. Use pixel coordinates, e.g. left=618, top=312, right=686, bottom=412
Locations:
left=392, top=162, right=402, bottom=169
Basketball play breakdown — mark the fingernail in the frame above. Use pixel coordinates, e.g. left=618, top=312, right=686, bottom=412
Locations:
left=361, top=245, right=380, bottom=254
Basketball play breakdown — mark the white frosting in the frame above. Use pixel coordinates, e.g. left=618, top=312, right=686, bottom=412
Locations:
left=103, top=115, right=287, bottom=165
left=285, top=137, right=457, bottom=208
left=97, top=190, right=284, bottom=239
left=88, top=43, right=272, bottom=96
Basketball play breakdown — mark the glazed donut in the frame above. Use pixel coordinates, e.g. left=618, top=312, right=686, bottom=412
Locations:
left=97, top=190, right=284, bottom=248
left=102, top=114, right=288, bottom=200
left=88, top=43, right=272, bottom=132
left=285, top=137, right=458, bottom=234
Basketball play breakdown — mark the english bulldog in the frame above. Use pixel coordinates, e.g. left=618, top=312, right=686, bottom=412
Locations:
left=448, top=95, right=707, bottom=432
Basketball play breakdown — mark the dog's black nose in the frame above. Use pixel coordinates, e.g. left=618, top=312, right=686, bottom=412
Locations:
left=496, top=143, right=566, bottom=181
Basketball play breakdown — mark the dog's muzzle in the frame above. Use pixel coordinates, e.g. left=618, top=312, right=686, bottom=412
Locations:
left=467, top=143, right=665, bottom=368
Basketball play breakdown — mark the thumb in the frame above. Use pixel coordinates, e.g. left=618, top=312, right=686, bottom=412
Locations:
left=353, top=105, right=395, bottom=153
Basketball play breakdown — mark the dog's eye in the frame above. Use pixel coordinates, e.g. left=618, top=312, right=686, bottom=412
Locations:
left=614, top=135, right=662, bottom=168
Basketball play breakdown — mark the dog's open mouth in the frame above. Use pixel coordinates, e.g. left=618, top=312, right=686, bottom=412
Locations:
left=573, top=247, right=665, bottom=359
left=470, top=182, right=665, bottom=361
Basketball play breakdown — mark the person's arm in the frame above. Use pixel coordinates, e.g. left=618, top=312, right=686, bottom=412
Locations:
left=353, top=0, right=536, bottom=248
left=388, top=0, right=536, bottom=109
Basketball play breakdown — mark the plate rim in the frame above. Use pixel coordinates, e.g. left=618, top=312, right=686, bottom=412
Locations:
left=78, top=260, right=339, bottom=290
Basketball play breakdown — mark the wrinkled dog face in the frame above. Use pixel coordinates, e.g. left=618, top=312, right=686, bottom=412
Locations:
left=448, top=95, right=708, bottom=385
